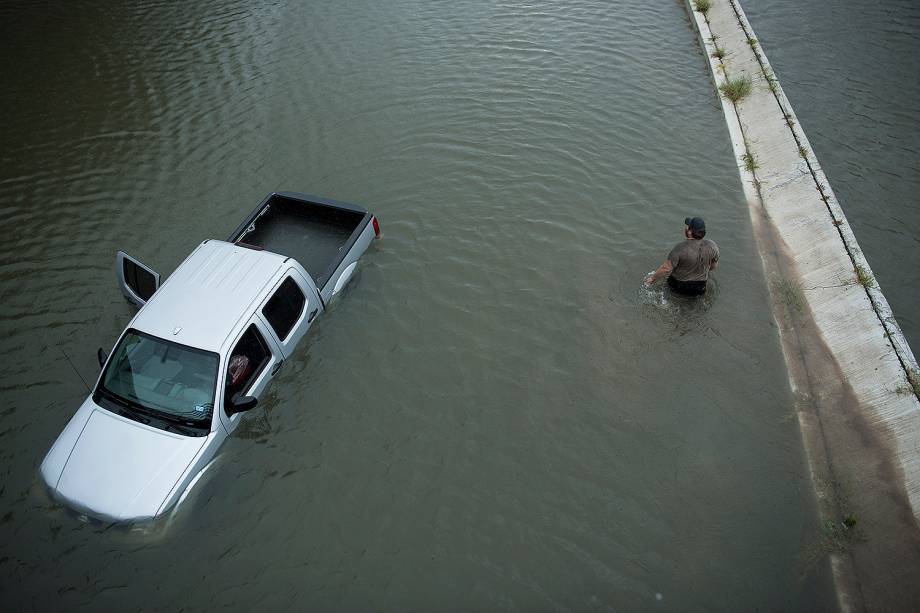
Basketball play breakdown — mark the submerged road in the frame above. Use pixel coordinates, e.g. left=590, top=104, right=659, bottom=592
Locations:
left=1, top=1, right=838, bottom=610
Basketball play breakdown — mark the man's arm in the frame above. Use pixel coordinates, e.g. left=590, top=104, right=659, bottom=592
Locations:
left=645, top=259, right=673, bottom=286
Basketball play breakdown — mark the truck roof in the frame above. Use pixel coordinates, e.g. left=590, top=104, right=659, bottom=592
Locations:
left=131, top=241, right=286, bottom=353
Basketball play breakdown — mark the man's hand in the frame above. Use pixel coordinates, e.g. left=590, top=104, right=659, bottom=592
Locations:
left=645, top=260, right=673, bottom=286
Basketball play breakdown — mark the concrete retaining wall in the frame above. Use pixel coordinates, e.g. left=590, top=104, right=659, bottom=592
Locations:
left=683, top=0, right=920, bottom=609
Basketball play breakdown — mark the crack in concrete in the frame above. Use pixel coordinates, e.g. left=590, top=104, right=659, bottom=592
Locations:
left=684, top=1, right=920, bottom=610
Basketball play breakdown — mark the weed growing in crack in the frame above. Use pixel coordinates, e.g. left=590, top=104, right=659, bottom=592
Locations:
left=719, top=75, right=752, bottom=102
left=855, top=265, right=875, bottom=289
left=742, top=152, right=758, bottom=173
left=694, top=0, right=712, bottom=16
left=800, top=477, right=865, bottom=572
left=895, top=370, right=920, bottom=396
left=909, top=370, right=920, bottom=397
left=712, top=46, right=727, bottom=60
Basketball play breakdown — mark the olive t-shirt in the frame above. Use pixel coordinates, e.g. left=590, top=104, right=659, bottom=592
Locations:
left=667, top=239, right=720, bottom=282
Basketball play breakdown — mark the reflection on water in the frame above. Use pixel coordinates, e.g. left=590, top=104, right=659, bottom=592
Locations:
left=0, top=0, right=833, bottom=610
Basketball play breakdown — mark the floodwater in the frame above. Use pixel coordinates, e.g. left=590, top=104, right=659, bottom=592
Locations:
left=1, top=1, right=834, bottom=611
left=741, top=0, right=920, bottom=350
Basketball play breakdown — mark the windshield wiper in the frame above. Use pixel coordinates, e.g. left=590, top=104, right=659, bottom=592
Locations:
left=97, top=387, right=141, bottom=413
left=155, top=410, right=210, bottom=432
left=96, top=388, right=208, bottom=434
left=116, top=406, right=150, bottom=424
left=163, top=421, right=198, bottom=436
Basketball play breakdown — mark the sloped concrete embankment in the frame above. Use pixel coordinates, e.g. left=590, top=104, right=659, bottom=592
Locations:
left=683, top=0, right=920, bottom=610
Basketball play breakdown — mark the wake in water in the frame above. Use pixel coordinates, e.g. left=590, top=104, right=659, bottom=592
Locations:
left=637, top=273, right=720, bottom=319
left=639, top=271, right=669, bottom=308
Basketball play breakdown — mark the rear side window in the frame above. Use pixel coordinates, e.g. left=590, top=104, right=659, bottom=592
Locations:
left=263, top=277, right=306, bottom=341
left=224, top=325, right=271, bottom=409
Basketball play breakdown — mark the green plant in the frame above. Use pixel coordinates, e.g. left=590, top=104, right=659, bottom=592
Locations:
left=855, top=265, right=875, bottom=289
left=747, top=37, right=758, bottom=49
left=719, top=75, right=752, bottom=102
left=907, top=369, right=920, bottom=397
left=712, top=46, right=727, bottom=60
left=764, top=74, right=778, bottom=93
left=773, top=277, right=805, bottom=313
left=694, top=0, right=712, bottom=15
left=742, top=152, right=758, bottom=173
left=798, top=145, right=809, bottom=159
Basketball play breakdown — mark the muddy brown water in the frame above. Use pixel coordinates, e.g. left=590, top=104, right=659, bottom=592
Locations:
left=1, top=1, right=836, bottom=610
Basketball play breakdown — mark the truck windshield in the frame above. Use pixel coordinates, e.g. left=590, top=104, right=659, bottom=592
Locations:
left=97, top=329, right=218, bottom=428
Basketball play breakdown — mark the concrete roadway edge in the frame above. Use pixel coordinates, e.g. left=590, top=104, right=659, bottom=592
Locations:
left=683, top=0, right=920, bottom=609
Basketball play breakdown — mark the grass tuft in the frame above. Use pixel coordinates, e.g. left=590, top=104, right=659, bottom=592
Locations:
left=855, top=265, right=875, bottom=289
left=747, top=37, right=758, bottom=49
left=773, top=277, right=805, bottom=313
left=742, top=152, right=758, bottom=173
left=798, top=145, right=809, bottom=159
left=711, top=46, right=727, bottom=60
left=694, top=0, right=712, bottom=15
left=799, top=476, right=866, bottom=573
left=719, top=75, right=752, bottom=102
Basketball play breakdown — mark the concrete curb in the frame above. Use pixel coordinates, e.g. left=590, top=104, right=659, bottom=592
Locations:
left=683, top=0, right=920, bottom=609
left=724, top=0, right=919, bottom=379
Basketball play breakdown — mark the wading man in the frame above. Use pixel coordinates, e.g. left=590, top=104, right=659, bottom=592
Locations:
left=644, top=217, right=719, bottom=296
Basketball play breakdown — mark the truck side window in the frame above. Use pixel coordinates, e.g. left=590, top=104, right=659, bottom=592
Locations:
left=122, top=257, right=158, bottom=302
left=262, top=276, right=306, bottom=341
left=224, top=324, right=271, bottom=409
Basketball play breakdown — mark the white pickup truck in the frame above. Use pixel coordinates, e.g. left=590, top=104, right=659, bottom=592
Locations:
left=40, top=192, right=379, bottom=522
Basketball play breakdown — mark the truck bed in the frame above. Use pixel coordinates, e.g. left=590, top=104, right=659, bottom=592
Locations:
left=228, top=193, right=371, bottom=290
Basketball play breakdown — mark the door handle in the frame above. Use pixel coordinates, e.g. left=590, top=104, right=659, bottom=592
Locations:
left=307, top=308, right=318, bottom=323
left=271, top=360, right=284, bottom=376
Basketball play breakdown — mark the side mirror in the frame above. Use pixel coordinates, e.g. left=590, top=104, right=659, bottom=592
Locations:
left=228, top=395, right=258, bottom=416
left=97, top=348, right=109, bottom=368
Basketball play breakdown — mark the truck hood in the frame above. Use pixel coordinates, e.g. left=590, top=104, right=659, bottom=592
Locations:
left=43, top=402, right=206, bottom=522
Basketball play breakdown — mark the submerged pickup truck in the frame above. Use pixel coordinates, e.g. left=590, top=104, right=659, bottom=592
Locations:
left=40, top=192, right=379, bottom=522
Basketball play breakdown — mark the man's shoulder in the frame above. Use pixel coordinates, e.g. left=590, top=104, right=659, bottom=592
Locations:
left=668, top=240, right=689, bottom=259
left=703, top=239, right=720, bottom=257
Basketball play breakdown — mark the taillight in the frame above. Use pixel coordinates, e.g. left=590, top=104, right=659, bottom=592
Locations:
left=372, top=216, right=380, bottom=237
